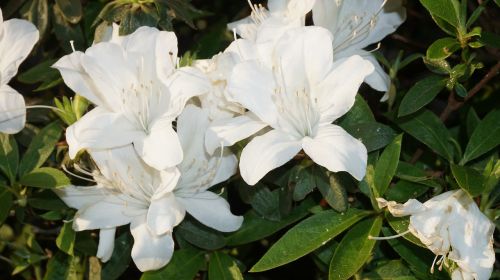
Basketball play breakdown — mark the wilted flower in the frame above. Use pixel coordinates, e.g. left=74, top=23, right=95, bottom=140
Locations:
left=312, top=0, right=406, bottom=99
left=208, top=26, right=373, bottom=185
left=53, top=26, right=209, bottom=170
left=377, top=190, right=495, bottom=280
left=56, top=105, right=242, bottom=272
left=0, top=8, right=39, bottom=134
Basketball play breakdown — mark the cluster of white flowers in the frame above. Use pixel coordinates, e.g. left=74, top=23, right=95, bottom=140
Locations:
left=0, top=1, right=495, bottom=278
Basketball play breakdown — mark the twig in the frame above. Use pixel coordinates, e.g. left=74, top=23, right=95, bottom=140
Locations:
left=409, top=60, right=500, bottom=163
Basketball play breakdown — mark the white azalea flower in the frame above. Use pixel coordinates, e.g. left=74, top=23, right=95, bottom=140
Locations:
left=312, top=0, right=406, bottom=99
left=56, top=105, right=242, bottom=272
left=377, top=190, right=495, bottom=280
left=53, top=26, right=209, bottom=170
left=208, top=26, right=373, bottom=185
left=228, top=0, right=315, bottom=43
left=0, top=8, right=39, bottom=134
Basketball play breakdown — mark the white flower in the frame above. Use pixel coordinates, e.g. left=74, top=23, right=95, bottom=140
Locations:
left=56, top=105, right=242, bottom=272
left=228, top=0, right=315, bottom=43
left=377, top=190, right=495, bottom=280
left=0, top=8, right=39, bottom=134
left=312, top=0, right=406, bottom=99
left=208, top=26, right=373, bottom=185
left=53, top=26, right=209, bottom=170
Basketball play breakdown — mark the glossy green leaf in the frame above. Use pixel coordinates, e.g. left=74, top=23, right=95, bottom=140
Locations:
left=209, top=252, right=243, bottom=280
left=250, top=209, right=370, bottom=272
left=395, top=162, right=440, bottom=188
left=141, top=249, right=205, bottom=280
left=290, top=162, right=315, bottom=201
left=0, top=189, right=13, bottom=224
left=56, top=222, right=75, bottom=255
left=101, top=232, right=133, bottom=280
left=0, top=134, right=19, bottom=184
left=398, top=76, right=446, bottom=117
left=328, top=216, right=383, bottom=280
left=339, top=95, right=375, bottom=127
left=18, top=121, right=62, bottom=177
left=362, top=260, right=417, bottom=280
left=450, top=164, right=485, bottom=197
left=466, top=108, right=480, bottom=138
left=177, top=219, right=226, bottom=250
left=426, top=38, right=460, bottom=60
left=385, top=180, right=429, bottom=203
left=374, top=134, right=403, bottom=196
left=19, top=167, right=70, bottom=189
left=461, top=110, right=500, bottom=164
left=398, top=110, right=454, bottom=161
left=55, top=0, right=82, bottom=23
left=226, top=198, right=314, bottom=246
left=343, top=122, right=397, bottom=152
left=419, top=0, right=461, bottom=28
left=315, top=167, right=348, bottom=212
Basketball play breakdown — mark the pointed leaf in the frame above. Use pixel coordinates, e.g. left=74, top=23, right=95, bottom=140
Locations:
left=208, top=252, right=243, bottom=280
left=141, top=249, right=205, bottom=280
left=374, top=134, right=403, bottom=196
left=19, top=167, right=70, bottom=189
left=461, top=110, right=500, bottom=164
left=0, top=134, right=19, bottom=184
left=56, top=222, right=75, bottom=255
left=398, top=76, right=446, bottom=117
left=450, top=163, right=485, bottom=197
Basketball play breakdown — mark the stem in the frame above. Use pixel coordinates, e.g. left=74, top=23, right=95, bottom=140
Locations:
left=409, top=60, right=500, bottom=163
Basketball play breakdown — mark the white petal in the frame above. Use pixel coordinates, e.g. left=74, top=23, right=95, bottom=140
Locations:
left=0, top=85, right=25, bottom=134
left=376, top=198, right=426, bottom=216
left=73, top=192, right=141, bottom=231
left=315, top=55, right=374, bottom=124
left=133, top=118, right=182, bottom=170
left=52, top=52, right=108, bottom=108
left=225, top=39, right=259, bottom=61
left=240, top=130, right=302, bottom=185
left=211, top=151, right=238, bottom=187
left=177, top=191, right=243, bottom=232
left=283, top=0, right=316, bottom=19
left=205, top=112, right=268, bottom=154
left=54, top=185, right=105, bottom=210
left=227, top=16, right=258, bottom=41
left=177, top=105, right=209, bottom=162
left=130, top=216, right=175, bottom=272
left=155, top=31, right=178, bottom=80
left=147, top=193, right=185, bottom=235
left=302, top=125, right=367, bottom=180
left=273, top=26, right=333, bottom=92
left=165, top=67, right=210, bottom=118
left=228, top=61, right=278, bottom=126
left=312, top=0, right=341, bottom=34
left=66, top=107, right=144, bottom=159
left=0, top=18, right=39, bottom=84
left=362, top=52, right=391, bottom=93
left=97, top=228, right=116, bottom=262
left=152, top=167, right=181, bottom=200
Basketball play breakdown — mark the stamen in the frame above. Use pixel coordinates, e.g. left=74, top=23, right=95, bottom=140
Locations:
left=368, top=229, right=411, bottom=240
left=70, top=40, right=76, bottom=52
left=430, top=255, right=439, bottom=274
left=61, top=164, right=96, bottom=183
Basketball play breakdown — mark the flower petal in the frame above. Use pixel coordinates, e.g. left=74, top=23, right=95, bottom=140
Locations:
left=66, top=107, right=144, bottom=159
left=205, top=112, right=268, bottom=154
left=228, top=61, right=278, bottom=126
left=54, top=185, right=105, bottom=210
left=302, top=124, right=367, bottom=180
left=0, top=18, right=38, bottom=84
left=147, top=192, right=185, bottom=235
left=315, top=55, right=374, bottom=124
left=211, top=152, right=238, bottom=187
left=0, top=85, right=25, bottom=134
left=133, top=118, right=182, bottom=170
left=376, top=198, right=426, bottom=216
left=97, top=228, right=116, bottom=262
left=130, top=216, right=175, bottom=272
left=177, top=105, right=209, bottom=162
left=177, top=191, right=243, bottom=232
left=361, top=52, right=391, bottom=93
left=240, top=130, right=302, bottom=185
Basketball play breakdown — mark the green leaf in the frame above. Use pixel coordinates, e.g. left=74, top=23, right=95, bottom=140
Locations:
left=19, top=167, right=70, bottom=189
left=43, top=251, right=84, bottom=280
left=24, top=0, right=49, bottom=37
left=455, top=83, right=467, bottom=98
left=18, top=121, right=62, bottom=177
left=315, top=168, right=348, bottom=212
left=363, top=260, right=416, bottom=280
left=249, top=185, right=282, bottom=221
left=226, top=198, right=314, bottom=246
left=374, top=134, right=403, bottom=196
left=52, top=3, right=85, bottom=53
left=55, top=0, right=82, bottom=23
left=419, top=0, right=462, bottom=28
left=395, top=162, right=440, bottom=188
left=466, top=108, right=480, bottom=138
left=339, top=95, right=375, bottom=127
left=209, top=252, right=243, bottom=280
left=328, top=216, right=383, bottom=280
left=141, top=249, right=205, bottom=280
left=28, top=190, right=67, bottom=211
left=250, top=208, right=370, bottom=272
left=177, top=219, right=226, bottom=250
left=0, top=133, right=19, bottom=184
left=290, top=162, right=315, bottom=201
left=382, top=228, right=447, bottom=279
left=343, top=122, right=397, bottom=152
left=56, top=222, right=75, bottom=255
left=398, top=110, right=454, bottom=161
left=120, top=4, right=159, bottom=35
left=426, top=38, right=460, bottom=60
left=101, top=232, right=133, bottom=280
left=17, top=59, right=59, bottom=85
left=461, top=110, right=500, bottom=164
left=450, top=163, right=485, bottom=197
left=479, top=31, right=500, bottom=49
left=0, top=189, right=13, bottom=224
left=398, top=76, right=446, bottom=117
left=385, top=214, right=425, bottom=248
left=385, top=180, right=429, bottom=203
